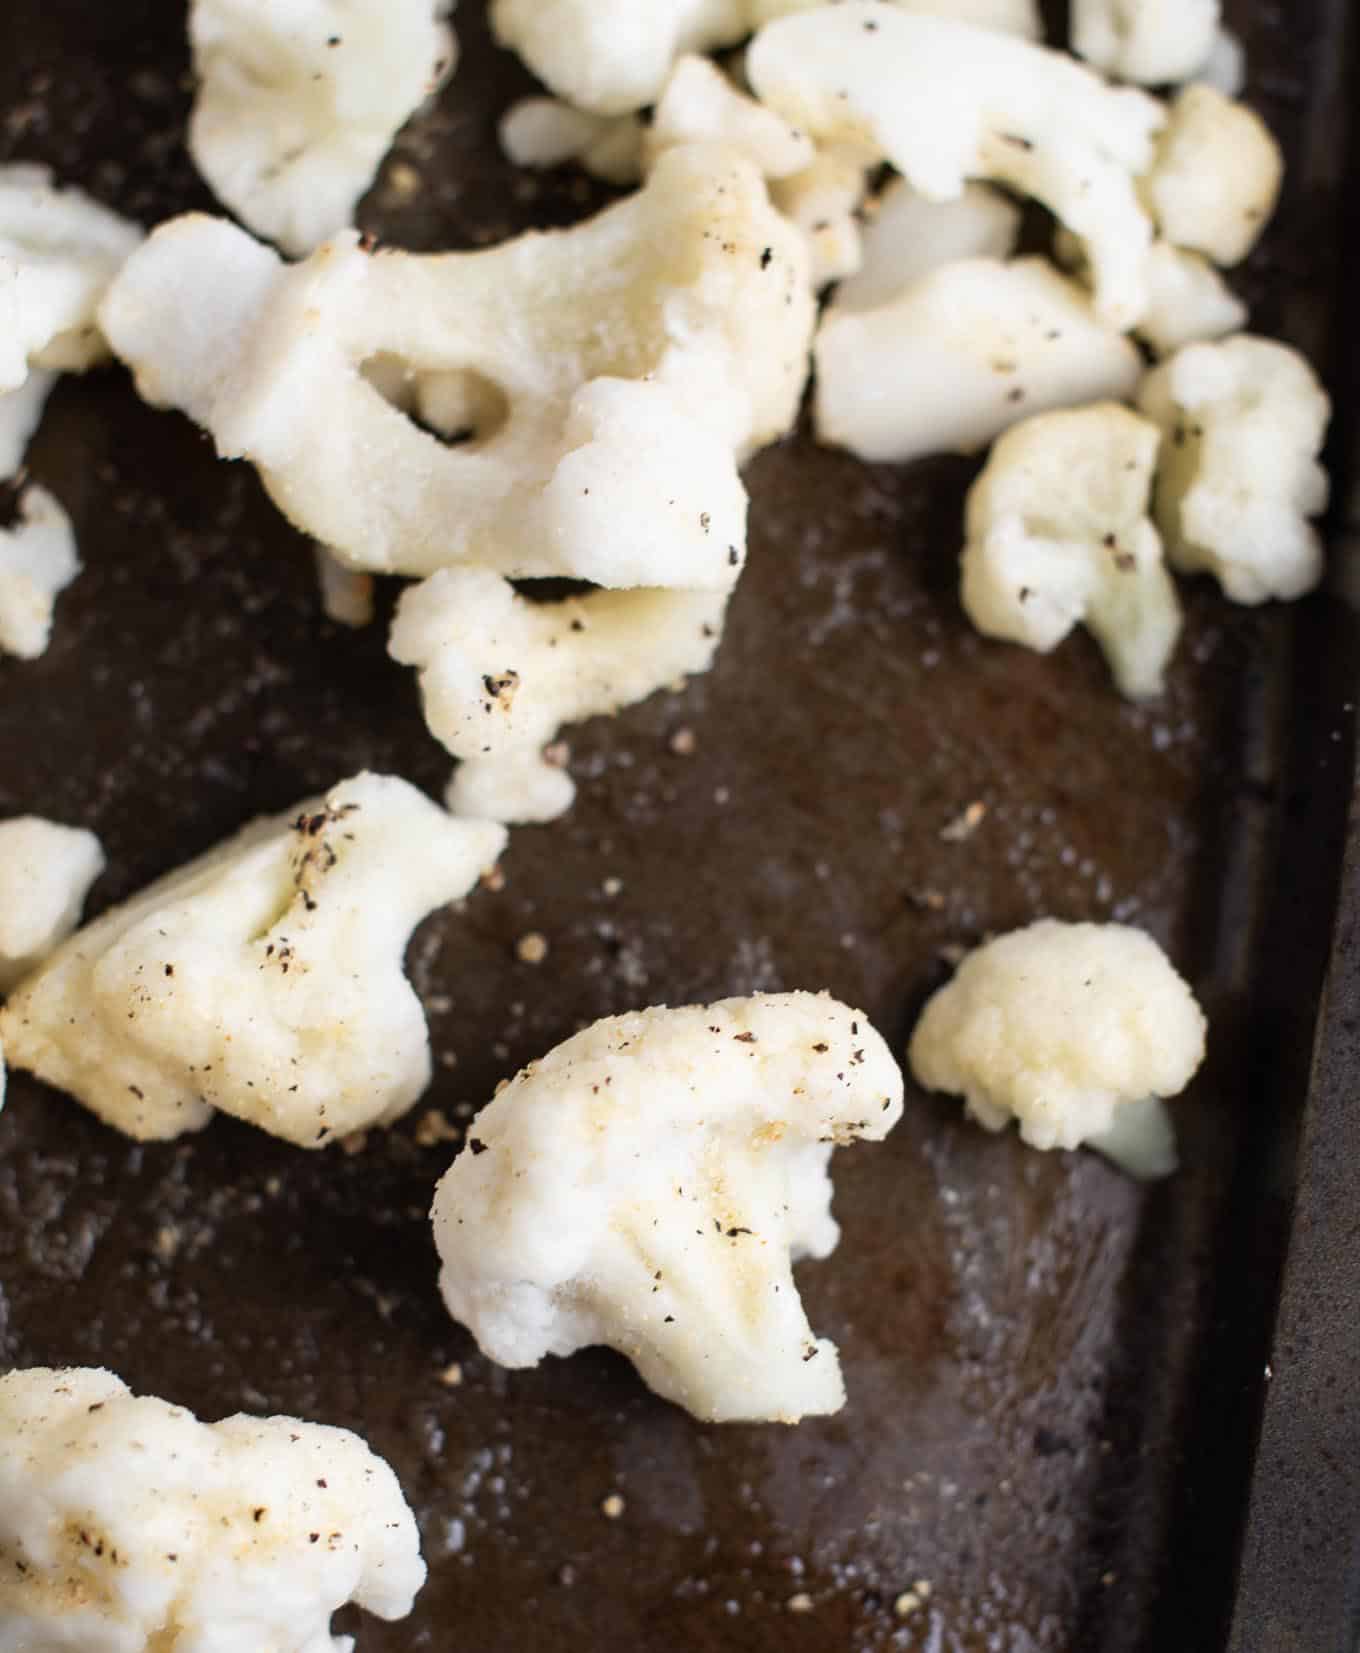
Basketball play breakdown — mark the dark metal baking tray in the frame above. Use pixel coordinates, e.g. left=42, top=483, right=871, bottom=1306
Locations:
left=1, top=3, right=1356, bottom=1649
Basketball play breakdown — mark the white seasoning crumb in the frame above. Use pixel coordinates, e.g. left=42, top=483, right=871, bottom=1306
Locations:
left=787, top=1592, right=814, bottom=1614
left=669, top=726, right=697, bottom=756
left=387, top=159, right=422, bottom=198
left=602, top=877, right=623, bottom=898
left=914, top=1579, right=932, bottom=1599
left=338, top=1129, right=370, bottom=1156
left=264, top=1176, right=282, bottom=1197
left=516, top=931, right=549, bottom=965
left=153, top=1224, right=180, bottom=1262
left=1102, top=1571, right=1117, bottom=1587
left=414, top=1108, right=460, bottom=1148
left=940, top=800, right=988, bottom=842
left=426, top=994, right=453, bottom=1014
left=713, top=786, right=730, bottom=805
left=481, top=863, right=506, bottom=893
left=439, top=1050, right=459, bottom=1069
left=893, top=1590, right=923, bottom=1618
left=438, top=1362, right=463, bottom=1388
left=600, top=1493, right=626, bottom=1520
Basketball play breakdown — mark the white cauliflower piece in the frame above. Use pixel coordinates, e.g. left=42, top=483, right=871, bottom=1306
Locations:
left=748, top=0, right=1040, bottom=39
left=1137, top=336, right=1330, bottom=604
left=815, top=257, right=1141, bottom=465
left=390, top=569, right=729, bottom=824
left=833, top=177, right=1020, bottom=314
left=769, top=144, right=872, bottom=289
left=432, top=992, right=904, bottom=1423
left=646, top=56, right=814, bottom=179
left=0, top=166, right=142, bottom=478
left=748, top=2, right=1165, bottom=327
left=498, top=98, right=643, bottom=186
left=960, top=404, right=1182, bottom=698
left=0, top=486, right=81, bottom=661
left=446, top=749, right=577, bottom=827
left=0, top=816, right=104, bottom=994
left=1138, top=242, right=1246, bottom=357
left=1142, top=84, right=1281, bottom=267
left=100, top=145, right=813, bottom=581
left=0, top=773, right=505, bottom=1145
left=1192, top=27, right=1245, bottom=98
left=314, top=543, right=374, bottom=627
left=188, top=0, right=456, bottom=258
left=909, top=919, right=1206, bottom=1178
left=489, top=0, right=749, bottom=115
left=0, top=1367, right=425, bottom=1653
left=1071, top=0, right=1220, bottom=86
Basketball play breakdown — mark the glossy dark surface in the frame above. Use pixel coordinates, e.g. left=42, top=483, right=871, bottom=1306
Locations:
left=0, top=4, right=1355, bottom=1650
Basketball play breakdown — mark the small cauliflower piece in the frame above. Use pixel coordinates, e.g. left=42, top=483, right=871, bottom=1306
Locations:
left=1142, top=84, right=1281, bottom=267
left=0, top=816, right=104, bottom=993
left=432, top=992, right=904, bottom=1423
left=1138, top=242, right=1246, bottom=357
left=0, top=773, right=505, bottom=1145
left=960, top=404, right=1182, bottom=698
left=909, top=919, right=1206, bottom=1178
left=748, top=0, right=1040, bottom=39
left=446, top=749, right=577, bottom=827
left=815, top=257, right=1141, bottom=465
left=833, top=177, right=1020, bottom=314
left=100, top=145, right=813, bottom=582
left=188, top=0, right=456, bottom=258
left=1071, top=0, right=1220, bottom=86
left=1192, top=27, right=1245, bottom=98
left=390, top=568, right=729, bottom=824
left=0, top=486, right=81, bottom=661
left=0, top=165, right=142, bottom=478
left=748, top=2, right=1165, bottom=327
left=498, top=98, right=643, bottom=186
left=490, top=0, right=749, bottom=115
left=646, top=56, right=814, bottom=179
left=0, top=1367, right=424, bottom=1653
left=1138, top=336, right=1331, bottom=604
left=770, top=144, right=872, bottom=289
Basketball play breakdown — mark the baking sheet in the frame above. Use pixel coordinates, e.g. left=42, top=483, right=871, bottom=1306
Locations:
left=1, top=3, right=1356, bottom=1649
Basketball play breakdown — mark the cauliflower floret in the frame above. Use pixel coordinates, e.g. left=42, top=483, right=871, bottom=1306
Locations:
left=0, top=485, right=81, bottom=661
left=909, top=919, right=1206, bottom=1178
left=1137, top=336, right=1330, bottom=604
left=645, top=56, right=814, bottom=179
left=815, top=257, right=1141, bottom=465
left=1071, top=0, right=1220, bottom=86
left=390, top=569, right=729, bottom=824
left=446, top=749, right=577, bottom=827
left=833, top=177, right=1020, bottom=313
left=498, top=98, right=643, bottom=186
left=1142, top=84, right=1281, bottom=267
left=770, top=144, right=873, bottom=289
left=0, top=1367, right=424, bottom=1653
left=961, top=404, right=1182, bottom=697
left=432, top=992, right=904, bottom=1423
left=1137, top=242, right=1246, bottom=357
left=188, top=0, right=456, bottom=258
left=99, top=145, right=813, bottom=581
left=0, top=816, right=104, bottom=993
left=0, top=165, right=142, bottom=479
left=489, top=0, right=750, bottom=116
left=748, top=2, right=1165, bottom=327
left=748, top=0, right=1040, bottom=39
left=0, top=773, right=505, bottom=1145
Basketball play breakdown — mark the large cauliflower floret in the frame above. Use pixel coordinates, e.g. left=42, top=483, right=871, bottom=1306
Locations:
left=815, top=257, right=1141, bottom=465
left=0, top=816, right=104, bottom=993
left=0, top=165, right=142, bottom=479
left=960, top=404, right=1183, bottom=698
left=0, top=1367, right=425, bottom=1653
left=432, top=992, right=905, bottom=1424
left=748, top=0, right=1040, bottom=39
left=390, top=569, right=730, bottom=824
left=1142, top=84, right=1282, bottom=267
left=490, top=0, right=750, bottom=116
left=0, top=486, right=81, bottom=661
left=1071, top=0, right=1220, bottom=86
left=1137, top=336, right=1331, bottom=604
left=909, top=919, right=1207, bottom=1179
left=188, top=0, right=455, bottom=258
left=0, top=773, right=505, bottom=1145
left=99, top=145, right=813, bottom=582
left=748, top=2, right=1166, bottom=328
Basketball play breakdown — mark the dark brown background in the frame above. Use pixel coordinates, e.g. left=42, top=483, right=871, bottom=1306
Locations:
left=0, top=3, right=1355, bottom=1649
